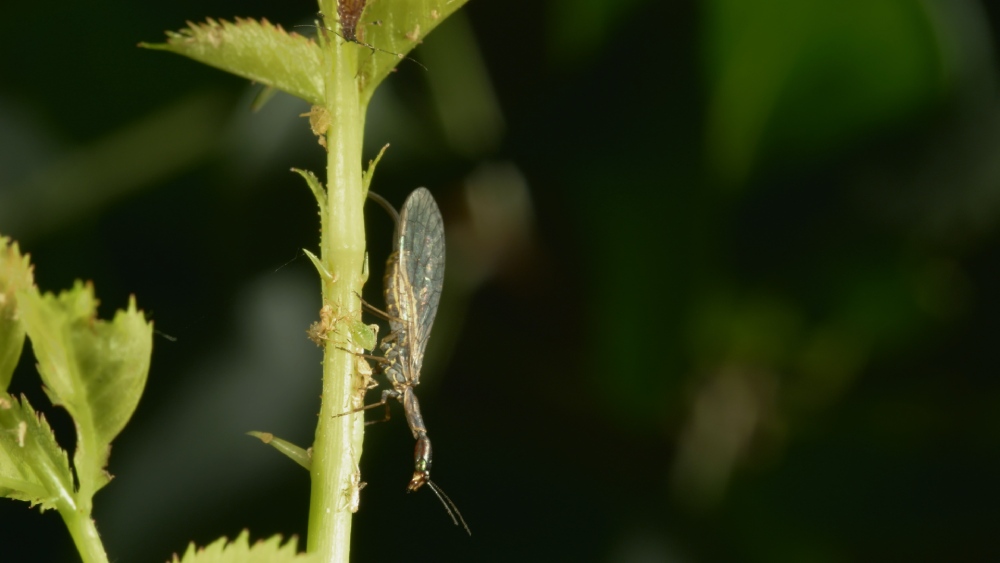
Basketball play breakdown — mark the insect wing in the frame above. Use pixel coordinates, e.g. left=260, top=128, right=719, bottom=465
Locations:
left=383, top=250, right=409, bottom=336
left=397, top=188, right=445, bottom=381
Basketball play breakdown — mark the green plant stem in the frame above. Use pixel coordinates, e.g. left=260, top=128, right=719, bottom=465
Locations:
left=307, top=28, right=368, bottom=563
left=18, top=402, right=109, bottom=563
left=60, top=505, right=109, bottom=563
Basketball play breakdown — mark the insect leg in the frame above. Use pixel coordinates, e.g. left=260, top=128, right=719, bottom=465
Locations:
left=336, top=346, right=390, bottom=365
left=332, top=388, right=400, bottom=425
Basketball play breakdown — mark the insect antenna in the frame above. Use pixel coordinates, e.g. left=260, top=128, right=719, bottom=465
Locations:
left=367, top=190, right=401, bottom=233
left=425, top=479, right=471, bottom=536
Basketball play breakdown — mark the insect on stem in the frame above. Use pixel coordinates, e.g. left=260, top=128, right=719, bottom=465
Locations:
left=339, top=187, right=470, bottom=534
left=307, top=4, right=429, bottom=71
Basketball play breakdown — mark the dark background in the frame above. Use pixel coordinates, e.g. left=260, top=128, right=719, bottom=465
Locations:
left=2, top=0, right=1000, bottom=561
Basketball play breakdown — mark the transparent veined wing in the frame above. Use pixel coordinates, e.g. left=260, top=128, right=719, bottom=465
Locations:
left=396, top=187, right=445, bottom=383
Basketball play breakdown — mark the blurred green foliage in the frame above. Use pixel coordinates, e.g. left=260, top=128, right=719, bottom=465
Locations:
left=1, top=0, right=998, bottom=561
left=705, top=0, right=948, bottom=184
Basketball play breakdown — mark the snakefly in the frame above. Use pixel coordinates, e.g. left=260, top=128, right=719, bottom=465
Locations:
left=359, top=187, right=470, bottom=535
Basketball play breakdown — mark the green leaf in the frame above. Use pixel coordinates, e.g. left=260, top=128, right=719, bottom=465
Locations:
left=0, top=236, right=35, bottom=392
left=140, top=4, right=470, bottom=109
left=168, top=530, right=319, bottom=563
left=302, top=249, right=334, bottom=283
left=361, top=143, right=389, bottom=198
left=246, top=431, right=311, bottom=470
left=141, top=18, right=325, bottom=106
left=352, top=0, right=471, bottom=105
left=17, top=282, right=153, bottom=502
left=0, top=393, right=75, bottom=512
left=291, top=168, right=326, bottom=219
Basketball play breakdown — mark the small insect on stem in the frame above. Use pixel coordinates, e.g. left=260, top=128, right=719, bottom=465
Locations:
left=309, top=3, right=428, bottom=71
left=335, top=0, right=368, bottom=43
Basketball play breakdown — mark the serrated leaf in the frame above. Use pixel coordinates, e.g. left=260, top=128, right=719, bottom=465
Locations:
left=361, top=143, right=389, bottom=198
left=169, top=530, right=319, bottom=563
left=17, top=282, right=152, bottom=502
left=141, top=4, right=470, bottom=109
left=0, top=236, right=35, bottom=392
left=291, top=167, right=326, bottom=218
left=0, top=393, right=74, bottom=511
left=246, top=431, right=311, bottom=470
left=141, top=18, right=325, bottom=106
left=351, top=0, right=471, bottom=104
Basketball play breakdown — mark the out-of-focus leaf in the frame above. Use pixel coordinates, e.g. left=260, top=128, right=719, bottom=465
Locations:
left=0, top=92, right=230, bottom=239
left=0, top=236, right=34, bottom=392
left=420, top=11, right=505, bottom=157
left=17, top=282, right=153, bottom=502
left=141, top=18, right=325, bottom=106
left=168, top=530, right=318, bottom=563
left=704, top=0, right=948, bottom=185
left=250, top=85, right=280, bottom=113
left=0, top=393, right=74, bottom=512
left=547, top=0, right=647, bottom=62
